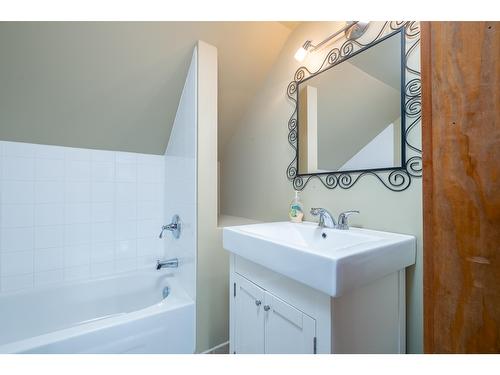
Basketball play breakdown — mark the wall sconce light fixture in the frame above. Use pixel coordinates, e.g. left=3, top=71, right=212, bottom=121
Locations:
left=294, top=21, right=370, bottom=62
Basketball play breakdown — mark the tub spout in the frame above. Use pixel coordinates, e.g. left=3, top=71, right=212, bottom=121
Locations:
left=156, top=258, right=179, bottom=270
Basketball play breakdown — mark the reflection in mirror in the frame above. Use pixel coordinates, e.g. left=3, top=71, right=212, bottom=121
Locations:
left=298, top=30, right=404, bottom=174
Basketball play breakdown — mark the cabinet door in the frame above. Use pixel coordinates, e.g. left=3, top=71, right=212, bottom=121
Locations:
left=264, top=292, right=316, bottom=354
left=233, top=274, right=266, bottom=354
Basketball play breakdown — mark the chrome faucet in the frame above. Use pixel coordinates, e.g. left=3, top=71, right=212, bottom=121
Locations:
left=336, top=210, right=360, bottom=230
left=156, top=258, right=179, bottom=270
left=310, top=208, right=336, bottom=228
left=159, top=215, right=181, bottom=239
left=159, top=223, right=177, bottom=238
left=310, top=208, right=360, bottom=230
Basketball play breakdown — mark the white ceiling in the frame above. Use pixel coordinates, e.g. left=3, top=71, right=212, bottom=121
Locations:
left=0, top=22, right=292, bottom=155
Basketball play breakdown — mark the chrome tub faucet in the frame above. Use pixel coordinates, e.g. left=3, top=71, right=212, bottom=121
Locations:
left=156, top=258, right=179, bottom=270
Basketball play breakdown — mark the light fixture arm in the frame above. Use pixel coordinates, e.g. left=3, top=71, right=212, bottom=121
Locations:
left=307, top=21, right=360, bottom=52
left=294, top=21, right=369, bottom=62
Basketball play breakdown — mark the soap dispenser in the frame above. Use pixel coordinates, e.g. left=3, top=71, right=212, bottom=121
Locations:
left=289, top=190, right=304, bottom=223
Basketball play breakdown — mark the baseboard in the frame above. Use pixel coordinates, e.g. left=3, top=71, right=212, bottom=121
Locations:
left=201, top=341, right=229, bottom=354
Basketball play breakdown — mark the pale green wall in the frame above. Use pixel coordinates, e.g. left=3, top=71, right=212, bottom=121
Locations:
left=0, top=22, right=290, bottom=156
left=221, top=21, right=423, bottom=353
left=0, top=22, right=186, bottom=154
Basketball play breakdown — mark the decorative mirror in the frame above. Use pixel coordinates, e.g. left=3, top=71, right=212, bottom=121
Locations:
left=287, top=22, right=421, bottom=191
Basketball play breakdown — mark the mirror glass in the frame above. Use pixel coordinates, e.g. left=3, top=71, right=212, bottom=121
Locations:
left=297, top=30, right=404, bottom=174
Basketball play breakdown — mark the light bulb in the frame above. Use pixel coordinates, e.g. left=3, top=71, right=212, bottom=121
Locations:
left=294, top=41, right=311, bottom=62
left=294, top=46, right=308, bottom=62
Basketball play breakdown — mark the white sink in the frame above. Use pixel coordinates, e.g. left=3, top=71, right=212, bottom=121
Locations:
left=223, top=221, right=416, bottom=297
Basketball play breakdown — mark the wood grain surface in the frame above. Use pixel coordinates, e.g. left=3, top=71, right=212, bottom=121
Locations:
left=422, top=21, right=500, bottom=353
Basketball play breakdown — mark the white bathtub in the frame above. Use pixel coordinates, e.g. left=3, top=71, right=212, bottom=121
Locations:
left=0, top=269, right=195, bottom=353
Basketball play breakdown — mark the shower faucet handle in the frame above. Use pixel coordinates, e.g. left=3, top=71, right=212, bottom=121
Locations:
left=158, top=215, right=182, bottom=239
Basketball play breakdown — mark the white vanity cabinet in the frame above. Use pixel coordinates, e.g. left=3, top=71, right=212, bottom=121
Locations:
left=229, top=254, right=406, bottom=354
left=232, top=273, right=265, bottom=353
left=224, top=222, right=415, bottom=354
left=233, top=273, right=316, bottom=354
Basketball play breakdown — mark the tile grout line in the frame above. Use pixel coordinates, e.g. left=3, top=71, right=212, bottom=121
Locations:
left=0, top=145, right=2, bottom=292
left=88, top=151, right=95, bottom=278
left=31, top=154, right=35, bottom=289
left=62, top=153, right=67, bottom=283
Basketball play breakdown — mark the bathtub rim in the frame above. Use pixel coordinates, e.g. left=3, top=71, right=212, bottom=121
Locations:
left=0, top=266, right=175, bottom=299
left=0, top=269, right=194, bottom=354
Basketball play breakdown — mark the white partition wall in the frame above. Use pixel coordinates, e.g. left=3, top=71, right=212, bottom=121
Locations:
left=164, top=48, right=198, bottom=302
left=163, top=42, right=223, bottom=353
left=195, top=41, right=228, bottom=353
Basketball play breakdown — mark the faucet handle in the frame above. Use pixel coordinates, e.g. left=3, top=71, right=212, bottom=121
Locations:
left=310, top=208, right=336, bottom=228
left=310, top=207, right=324, bottom=216
left=310, top=208, right=326, bottom=227
left=337, top=210, right=360, bottom=230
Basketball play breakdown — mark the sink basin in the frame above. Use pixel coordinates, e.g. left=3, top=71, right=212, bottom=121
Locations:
left=223, top=221, right=416, bottom=297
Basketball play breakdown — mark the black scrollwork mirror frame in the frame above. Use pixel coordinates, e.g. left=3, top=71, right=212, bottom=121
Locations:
left=286, top=21, right=421, bottom=192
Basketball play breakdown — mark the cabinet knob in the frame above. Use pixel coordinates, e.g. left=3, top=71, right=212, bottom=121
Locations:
left=264, top=305, right=271, bottom=311
left=255, top=300, right=261, bottom=306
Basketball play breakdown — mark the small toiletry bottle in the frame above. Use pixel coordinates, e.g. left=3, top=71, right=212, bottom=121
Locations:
left=289, top=190, right=304, bottom=223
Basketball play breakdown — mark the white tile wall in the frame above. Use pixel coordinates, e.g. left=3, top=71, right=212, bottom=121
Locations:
left=0, top=140, right=165, bottom=293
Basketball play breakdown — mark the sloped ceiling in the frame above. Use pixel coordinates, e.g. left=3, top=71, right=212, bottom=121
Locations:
left=0, top=22, right=292, bottom=155
left=279, top=22, right=301, bottom=31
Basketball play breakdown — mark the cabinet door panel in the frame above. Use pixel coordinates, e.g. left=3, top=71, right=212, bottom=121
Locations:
left=234, top=274, right=266, bottom=354
left=264, top=292, right=316, bottom=354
